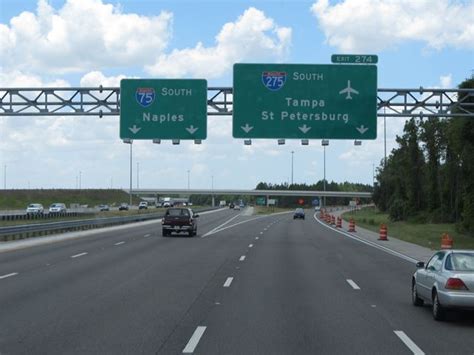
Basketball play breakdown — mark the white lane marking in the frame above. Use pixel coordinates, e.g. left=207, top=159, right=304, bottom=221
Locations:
left=202, top=211, right=292, bottom=238
left=249, top=244, right=253, bottom=248
left=182, top=326, right=207, bottom=353
left=394, top=331, right=425, bottom=355
left=71, top=252, right=88, bottom=258
left=144, top=234, right=151, bottom=238
left=202, top=213, right=242, bottom=237
left=346, top=279, right=361, bottom=290
left=223, top=277, right=234, bottom=287
left=255, top=237, right=259, bottom=240
left=264, top=228, right=267, bottom=231
left=0, top=272, right=18, bottom=280
left=313, top=213, right=417, bottom=264
left=202, top=217, right=262, bottom=237
left=239, top=255, right=246, bottom=261
left=114, top=241, right=125, bottom=246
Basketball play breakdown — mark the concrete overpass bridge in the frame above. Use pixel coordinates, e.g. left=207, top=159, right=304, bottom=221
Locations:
left=128, top=189, right=372, bottom=206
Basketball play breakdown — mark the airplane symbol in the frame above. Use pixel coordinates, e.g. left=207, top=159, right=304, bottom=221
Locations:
left=339, top=80, right=359, bottom=100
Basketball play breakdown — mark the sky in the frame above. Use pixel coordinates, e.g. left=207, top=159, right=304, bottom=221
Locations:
left=0, top=0, right=473, bottom=190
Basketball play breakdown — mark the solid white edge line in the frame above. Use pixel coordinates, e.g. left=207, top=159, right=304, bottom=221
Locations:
left=0, top=272, right=18, bottom=280
left=114, top=241, right=125, bottom=245
left=394, top=331, right=425, bottom=355
left=313, top=213, right=418, bottom=264
left=239, top=255, right=246, bottom=261
left=346, top=279, right=361, bottom=290
left=223, top=277, right=234, bottom=287
left=71, top=252, right=88, bottom=258
left=182, top=326, right=207, bottom=353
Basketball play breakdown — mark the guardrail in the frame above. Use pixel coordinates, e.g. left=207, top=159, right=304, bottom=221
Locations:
left=0, top=212, right=88, bottom=221
left=0, top=207, right=218, bottom=242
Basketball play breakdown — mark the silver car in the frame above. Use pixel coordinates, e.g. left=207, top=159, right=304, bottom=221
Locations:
left=412, top=250, right=474, bottom=320
left=49, top=203, right=66, bottom=213
left=26, top=203, right=44, bottom=215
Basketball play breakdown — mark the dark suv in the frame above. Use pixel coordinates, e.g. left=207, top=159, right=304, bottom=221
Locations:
left=162, top=208, right=199, bottom=237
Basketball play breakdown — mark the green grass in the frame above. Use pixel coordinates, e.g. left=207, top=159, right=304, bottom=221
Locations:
left=254, top=206, right=291, bottom=215
left=0, top=189, right=142, bottom=211
left=342, top=207, right=474, bottom=250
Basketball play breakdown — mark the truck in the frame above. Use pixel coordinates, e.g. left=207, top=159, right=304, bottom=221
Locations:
left=219, top=200, right=227, bottom=207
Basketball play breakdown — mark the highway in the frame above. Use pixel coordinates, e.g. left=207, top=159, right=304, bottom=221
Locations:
left=0, top=208, right=473, bottom=354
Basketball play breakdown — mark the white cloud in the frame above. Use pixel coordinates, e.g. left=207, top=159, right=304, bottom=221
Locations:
left=0, top=0, right=172, bottom=74
left=310, top=0, right=474, bottom=52
left=145, top=7, right=292, bottom=78
left=80, top=71, right=127, bottom=87
left=439, top=74, right=452, bottom=88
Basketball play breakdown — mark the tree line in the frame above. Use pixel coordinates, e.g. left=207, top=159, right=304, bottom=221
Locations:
left=373, top=77, right=474, bottom=235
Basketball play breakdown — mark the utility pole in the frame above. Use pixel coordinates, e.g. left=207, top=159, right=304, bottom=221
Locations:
left=211, top=175, right=215, bottom=207
left=291, top=151, right=294, bottom=185
left=384, top=106, right=387, bottom=167
left=79, top=171, right=82, bottom=190
left=3, top=164, right=6, bottom=190
left=187, top=170, right=190, bottom=190
left=322, top=140, right=329, bottom=207
left=129, top=142, right=133, bottom=206
left=137, top=162, right=139, bottom=189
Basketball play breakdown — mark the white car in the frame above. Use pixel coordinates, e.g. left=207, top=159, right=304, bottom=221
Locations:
left=138, top=201, right=148, bottom=209
left=234, top=205, right=241, bottom=210
left=314, top=206, right=321, bottom=212
left=412, top=250, right=474, bottom=320
left=26, top=203, right=44, bottom=215
left=49, top=203, right=67, bottom=213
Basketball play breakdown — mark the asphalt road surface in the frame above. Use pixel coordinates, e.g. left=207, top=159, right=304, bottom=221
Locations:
left=1, top=208, right=473, bottom=354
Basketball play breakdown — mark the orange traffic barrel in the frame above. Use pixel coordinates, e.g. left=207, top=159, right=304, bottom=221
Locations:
left=348, top=218, right=356, bottom=232
left=336, top=217, right=342, bottom=228
left=378, top=224, right=388, bottom=241
left=441, top=233, right=453, bottom=249
left=331, top=215, right=336, bottom=225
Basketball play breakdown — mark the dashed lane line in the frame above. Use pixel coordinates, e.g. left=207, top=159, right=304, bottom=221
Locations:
left=114, top=241, right=125, bottom=246
left=223, top=277, right=234, bottom=287
left=71, top=252, right=88, bottom=258
left=239, top=255, right=246, bottom=261
left=182, top=326, right=207, bottom=353
left=394, top=331, right=425, bottom=355
left=0, top=272, right=18, bottom=280
left=249, top=244, right=254, bottom=248
left=346, top=279, right=361, bottom=290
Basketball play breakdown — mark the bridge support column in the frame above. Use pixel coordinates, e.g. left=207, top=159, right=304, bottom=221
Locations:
left=266, top=195, right=270, bottom=207
left=212, top=195, right=215, bottom=207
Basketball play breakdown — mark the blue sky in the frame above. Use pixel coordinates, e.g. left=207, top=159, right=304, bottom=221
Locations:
left=1, top=0, right=473, bottom=190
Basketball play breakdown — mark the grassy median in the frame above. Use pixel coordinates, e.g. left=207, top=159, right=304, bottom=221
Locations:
left=342, top=207, right=474, bottom=250
left=253, top=206, right=292, bottom=215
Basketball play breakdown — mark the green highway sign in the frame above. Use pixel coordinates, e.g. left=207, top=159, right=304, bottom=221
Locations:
left=120, top=79, right=207, bottom=140
left=256, top=197, right=266, bottom=206
left=233, top=63, right=377, bottom=139
left=331, top=54, right=378, bottom=64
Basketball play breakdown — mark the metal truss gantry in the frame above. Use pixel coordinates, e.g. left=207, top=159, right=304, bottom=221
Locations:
left=0, top=86, right=473, bottom=118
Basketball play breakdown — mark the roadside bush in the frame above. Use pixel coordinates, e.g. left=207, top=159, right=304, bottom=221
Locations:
left=369, top=218, right=376, bottom=225
left=388, top=198, right=407, bottom=221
